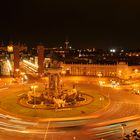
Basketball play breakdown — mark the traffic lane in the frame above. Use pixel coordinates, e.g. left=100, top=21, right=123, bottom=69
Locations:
left=0, top=126, right=89, bottom=140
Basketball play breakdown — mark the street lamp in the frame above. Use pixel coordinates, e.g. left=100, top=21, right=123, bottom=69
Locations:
left=121, top=123, right=127, bottom=138
left=30, top=85, right=38, bottom=107
left=118, top=70, right=122, bottom=79
left=20, top=72, right=25, bottom=83
left=7, top=45, right=13, bottom=53
left=61, top=70, right=66, bottom=75
left=134, top=69, right=138, bottom=73
left=20, top=72, right=25, bottom=75
left=97, top=72, right=102, bottom=78
left=15, top=69, right=20, bottom=78
left=7, top=45, right=13, bottom=61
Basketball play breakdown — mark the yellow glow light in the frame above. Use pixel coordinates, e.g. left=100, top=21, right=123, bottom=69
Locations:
left=61, top=70, right=66, bottom=74
left=7, top=45, right=13, bottom=52
left=134, top=69, right=138, bottom=73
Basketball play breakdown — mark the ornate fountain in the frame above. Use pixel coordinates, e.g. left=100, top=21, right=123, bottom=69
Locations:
left=18, top=60, right=93, bottom=109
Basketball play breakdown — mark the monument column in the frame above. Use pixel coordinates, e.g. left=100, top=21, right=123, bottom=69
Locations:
left=13, top=44, right=27, bottom=77
left=13, top=45, right=20, bottom=73
left=37, top=45, right=45, bottom=77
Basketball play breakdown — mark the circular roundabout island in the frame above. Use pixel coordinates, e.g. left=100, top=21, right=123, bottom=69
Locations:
left=0, top=82, right=109, bottom=119
left=0, top=63, right=109, bottom=119
left=18, top=85, right=94, bottom=110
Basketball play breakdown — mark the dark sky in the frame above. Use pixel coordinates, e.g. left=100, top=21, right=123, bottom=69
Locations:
left=0, top=0, right=140, bottom=49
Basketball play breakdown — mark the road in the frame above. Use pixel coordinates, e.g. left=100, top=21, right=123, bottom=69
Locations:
left=0, top=75, right=140, bottom=139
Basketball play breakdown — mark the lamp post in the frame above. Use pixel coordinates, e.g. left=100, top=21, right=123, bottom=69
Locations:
left=121, top=123, right=126, bottom=138
left=31, top=85, right=38, bottom=108
left=97, top=72, right=102, bottom=84
left=15, top=68, right=20, bottom=78
left=20, top=72, right=25, bottom=83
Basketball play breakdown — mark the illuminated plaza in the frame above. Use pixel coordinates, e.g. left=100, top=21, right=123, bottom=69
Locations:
left=0, top=43, right=139, bottom=140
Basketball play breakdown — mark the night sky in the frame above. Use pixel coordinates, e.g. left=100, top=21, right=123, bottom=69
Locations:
left=0, top=0, right=140, bottom=49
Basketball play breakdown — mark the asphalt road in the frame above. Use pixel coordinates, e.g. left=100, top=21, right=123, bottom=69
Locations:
left=0, top=74, right=140, bottom=140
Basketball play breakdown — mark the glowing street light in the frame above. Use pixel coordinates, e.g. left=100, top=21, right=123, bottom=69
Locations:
left=30, top=85, right=38, bottom=107
left=7, top=45, right=13, bottom=53
left=118, top=70, right=122, bottom=74
left=15, top=69, right=20, bottom=78
left=134, top=69, right=138, bottom=73
left=61, top=70, right=66, bottom=75
left=97, top=72, right=102, bottom=78
left=20, top=72, right=28, bottom=83
left=20, top=72, right=25, bottom=75
left=99, top=81, right=105, bottom=86
left=15, top=69, right=20, bottom=72
left=30, top=85, right=38, bottom=95
left=110, top=49, right=116, bottom=53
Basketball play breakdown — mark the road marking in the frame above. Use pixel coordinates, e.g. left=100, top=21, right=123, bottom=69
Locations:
left=0, top=87, right=9, bottom=91
left=44, top=120, right=50, bottom=140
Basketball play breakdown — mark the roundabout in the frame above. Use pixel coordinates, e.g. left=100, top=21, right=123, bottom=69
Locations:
left=18, top=92, right=94, bottom=110
left=0, top=82, right=108, bottom=119
left=0, top=62, right=109, bottom=120
left=1, top=76, right=140, bottom=140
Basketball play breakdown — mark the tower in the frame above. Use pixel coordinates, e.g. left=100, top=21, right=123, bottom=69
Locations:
left=13, top=43, right=27, bottom=77
left=65, top=39, right=69, bottom=49
left=37, top=44, right=45, bottom=77
left=13, top=45, right=20, bottom=73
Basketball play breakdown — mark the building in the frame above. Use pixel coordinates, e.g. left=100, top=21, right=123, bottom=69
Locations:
left=62, top=62, right=140, bottom=80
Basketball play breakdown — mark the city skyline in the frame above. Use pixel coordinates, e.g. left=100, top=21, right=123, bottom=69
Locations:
left=0, top=0, right=140, bottom=49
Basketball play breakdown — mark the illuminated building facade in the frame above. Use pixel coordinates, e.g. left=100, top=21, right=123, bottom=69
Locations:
left=62, top=63, right=140, bottom=79
left=62, top=64, right=117, bottom=77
